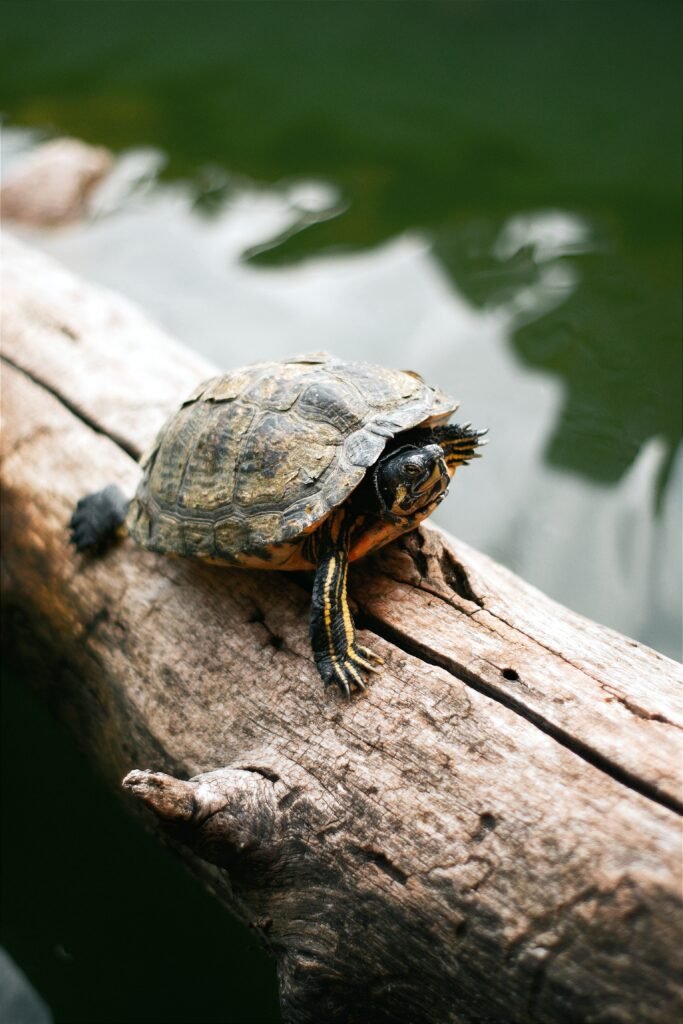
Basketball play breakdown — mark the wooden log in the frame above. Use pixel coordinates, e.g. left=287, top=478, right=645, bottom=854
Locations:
left=0, top=138, right=113, bottom=226
left=2, top=235, right=682, bottom=1024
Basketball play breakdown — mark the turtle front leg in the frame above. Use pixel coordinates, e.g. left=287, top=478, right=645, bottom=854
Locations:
left=310, top=548, right=383, bottom=697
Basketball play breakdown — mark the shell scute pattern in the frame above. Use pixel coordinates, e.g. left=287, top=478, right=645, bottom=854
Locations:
left=145, top=404, right=200, bottom=507
left=233, top=409, right=340, bottom=509
left=296, top=377, right=368, bottom=434
left=328, top=360, right=419, bottom=406
left=213, top=517, right=248, bottom=559
left=127, top=353, right=458, bottom=563
left=239, top=361, right=316, bottom=412
left=199, top=367, right=258, bottom=403
left=175, top=400, right=256, bottom=513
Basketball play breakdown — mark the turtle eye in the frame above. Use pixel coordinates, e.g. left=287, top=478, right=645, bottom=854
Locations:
left=404, top=463, right=421, bottom=478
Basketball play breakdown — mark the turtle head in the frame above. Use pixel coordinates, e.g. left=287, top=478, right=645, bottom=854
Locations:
left=374, top=443, right=450, bottom=519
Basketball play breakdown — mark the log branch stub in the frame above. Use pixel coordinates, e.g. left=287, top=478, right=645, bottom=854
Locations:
left=123, top=769, right=203, bottom=823
left=2, top=235, right=682, bottom=1024
left=123, top=767, right=280, bottom=867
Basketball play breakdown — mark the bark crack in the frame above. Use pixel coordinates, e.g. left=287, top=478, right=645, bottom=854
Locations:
left=481, top=605, right=681, bottom=729
left=358, top=611, right=683, bottom=819
left=1, top=353, right=141, bottom=461
left=388, top=534, right=681, bottom=731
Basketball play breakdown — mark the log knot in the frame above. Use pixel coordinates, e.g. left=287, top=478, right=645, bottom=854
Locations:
left=122, top=767, right=281, bottom=874
left=370, top=526, right=484, bottom=611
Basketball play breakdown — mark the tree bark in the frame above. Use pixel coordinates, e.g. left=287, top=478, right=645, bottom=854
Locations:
left=2, top=235, right=681, bottom=1024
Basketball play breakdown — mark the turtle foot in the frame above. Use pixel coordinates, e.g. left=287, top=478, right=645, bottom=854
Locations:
left=316, top=641, right=383, bottom=699
left=69, top=485, right=129, bottom=552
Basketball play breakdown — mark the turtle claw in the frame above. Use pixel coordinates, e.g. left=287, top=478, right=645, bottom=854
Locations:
left=355, top=643, right=384, bottom=670
left=316, top=639, right=383, bottom=697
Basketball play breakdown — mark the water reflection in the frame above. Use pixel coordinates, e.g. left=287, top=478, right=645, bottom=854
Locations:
left=492, top=210, right=590, bottom=323
left=4, top=135, right=680, bottom=659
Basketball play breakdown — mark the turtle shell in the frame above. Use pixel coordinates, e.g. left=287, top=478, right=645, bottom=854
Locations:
left=126, top=352, right=458, bottom=565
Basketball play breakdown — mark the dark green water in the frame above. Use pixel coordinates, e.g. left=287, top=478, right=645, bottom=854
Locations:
left=1, top=3, right=681, bottom=1022
left=2, top=1, right=680, bottom=490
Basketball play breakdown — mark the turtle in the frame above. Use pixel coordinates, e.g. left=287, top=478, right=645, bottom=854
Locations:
left=69, top=352, right=485, bottom=697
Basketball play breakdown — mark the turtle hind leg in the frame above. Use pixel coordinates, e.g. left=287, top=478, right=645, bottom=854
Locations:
left=69, top=484, right=130, bottom=552
left=310, top=548, right=383, bottom=698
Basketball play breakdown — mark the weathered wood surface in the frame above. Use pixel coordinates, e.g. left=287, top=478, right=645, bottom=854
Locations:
left=0, top=138, right=113, bottom=226
left=2, top=235, right=682, bottom=1024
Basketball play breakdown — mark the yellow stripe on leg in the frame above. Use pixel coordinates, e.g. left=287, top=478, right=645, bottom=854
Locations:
left=339, top=559, right=355, bottom=650
left=323, top=555, right=337, bottom=665
left=349, top=650, right=381, bottom=673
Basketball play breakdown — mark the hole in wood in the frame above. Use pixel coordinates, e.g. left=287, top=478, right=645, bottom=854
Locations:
left=501, top=667, right=519, bottom=681
left=473, top=812, right=497, bottom=842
